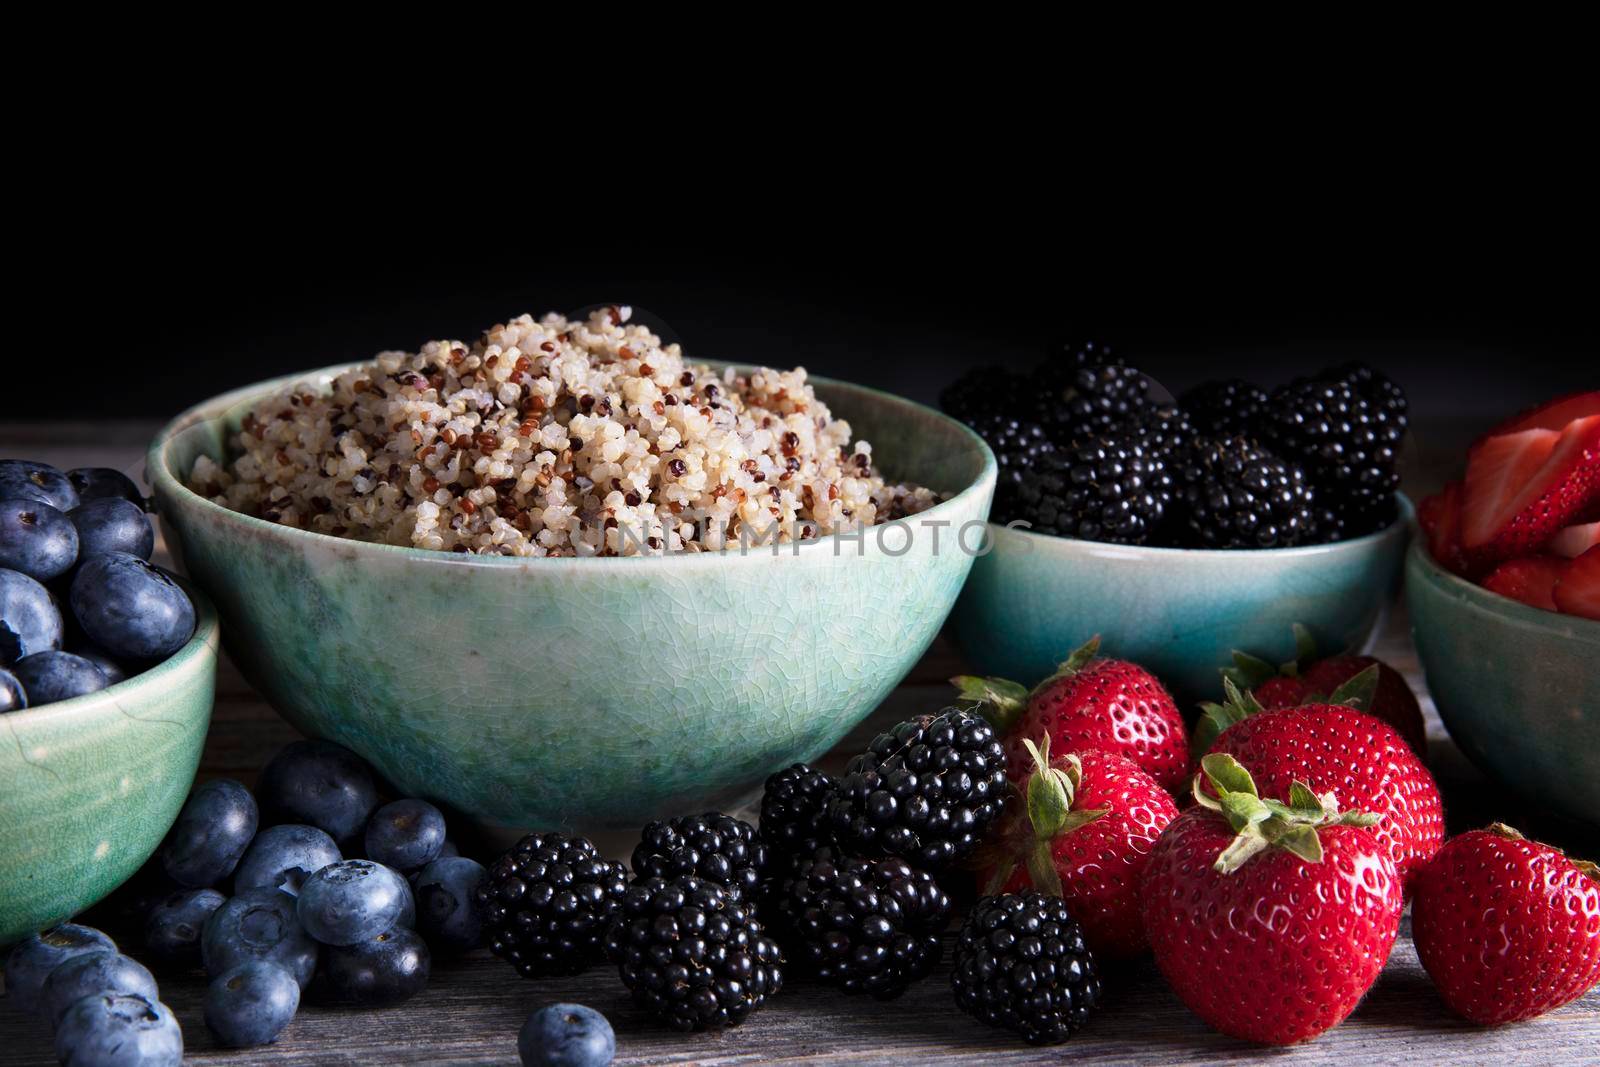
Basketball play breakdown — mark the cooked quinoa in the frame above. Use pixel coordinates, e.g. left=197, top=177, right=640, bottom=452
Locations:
left=190, top=307, right=941, bottom=557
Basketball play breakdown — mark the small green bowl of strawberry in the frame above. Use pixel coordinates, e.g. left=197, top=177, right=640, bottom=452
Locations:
left=1409, top=390, right=1600, bottom=825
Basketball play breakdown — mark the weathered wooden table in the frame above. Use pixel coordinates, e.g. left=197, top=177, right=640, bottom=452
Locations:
left=3, top=422, right=1597, bottom=1065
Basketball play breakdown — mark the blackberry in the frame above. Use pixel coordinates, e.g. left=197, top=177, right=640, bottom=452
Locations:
left=1176, top=437, right=1320, bottom=549
left=825, top=707, right=1009, bottom=871
left=1178, top=378, right=1269, bottom=438
left=769, top=843, right=950, bottom=999
left=477, top=832, right=628, bottom=977
left=1012, top=432, right=1167, bottom=545
left=951, top=892, right=1103, bottom=1045
left=1258, top=376, right=1405, bottom=537
left=603, top=876, right=782, bottom=1031
left=631, top=813, right=767, bottom=903
left=1126, top=405, right=1196, bottom=460
left=1029, top=341, right=1152, bottom=444
left=1320, top=361, right=1409, bottom=425
left=939, top=366, right=1034, bottom=425
left=758, top=763, right=836, bottom=860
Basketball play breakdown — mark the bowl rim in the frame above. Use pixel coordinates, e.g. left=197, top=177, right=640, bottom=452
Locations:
left=1405, top=536, right=1600, bottom=633
left=4, top=577, right=219, bottom=726
left=981, top=492, right=1416, bottom=559
left=147, top=360, right=998, bottom=570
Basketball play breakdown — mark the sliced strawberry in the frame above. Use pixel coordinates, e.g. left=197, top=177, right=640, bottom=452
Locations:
left=1549, top=522, right=1600, bottom=559
left=1419, top=480, right=1469, bottom=574
left=1476, top=390, right=1600, bottom=442
left=1462, top=415, right=1600, bottom=573
left=1552, top=546, right=1600, bottom=621
left=1480, top=556, right=1568, bottom=612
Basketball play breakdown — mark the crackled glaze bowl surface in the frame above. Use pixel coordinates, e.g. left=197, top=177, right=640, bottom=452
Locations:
left=1406, top=541, right=1599, bottom=824
left=952, top=498, right=1413, bottom=704
left=0, top=582, right=217, bottom=947
left=149, top=363, right=994, bottom=832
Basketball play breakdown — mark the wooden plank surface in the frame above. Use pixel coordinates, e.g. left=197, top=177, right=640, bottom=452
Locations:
left=2, top=424, right=1598, bottom=1066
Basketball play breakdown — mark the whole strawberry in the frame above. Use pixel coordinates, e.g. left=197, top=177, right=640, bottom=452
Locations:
left=978, top=738, right=1178, bottom=959
left=954, top=636, right=1189, bottom=793
left=1198, top=682, right=1444, bottom=888
left=1140, top=755, right=1404, bottom=1045
left=1412, top=824, right=1600, bottom=1026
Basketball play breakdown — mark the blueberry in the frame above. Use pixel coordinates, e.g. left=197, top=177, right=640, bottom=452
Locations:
left=297, top=860, right=410, bottom=945
left=72, top=644, right=128, bottom=685
left=233, top=824, right=342, bottom=897
left=53, top=993, right=182, bottom=1067
left=202, top=888, right=319, bottom=989
left=144, top=887, right=227, bottom=969
left=310, top=927, right=430, bottom=1007
left=256, top=739, right=379, bottom=846
left=438, top=840, right=460, bottom=859
left=365, top=798, right=447, bottom=872
left=0, top=667, right=25, bottom=712
left=43, top=951, right=160, bottom=1027
left=0, top=499, right=79, bottom=582
left=0, top=567, right=63, bottom=667
left=414, top=856, right=485, bottom=955
left=3, top=924, right=117, bottom=1015
left=157, top=777, right=258, bottom=888
left=520, top=1003, right=615, bottom=1067
left=70, top=498, right=154, bottom=561
left=204, top=960, right=299, bottom=1048
left=67, top=468, right=144, bottom=507
left=11, top=650, right=107, bottom=706
left=69, top=554, right=195, bottom=661
left=0, top=460, right=78, bottom=512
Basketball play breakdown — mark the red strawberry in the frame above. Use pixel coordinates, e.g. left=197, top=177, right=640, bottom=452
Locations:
left=1200, top=683, right=1444, bottom=887
left=978, top=738, right=1178, bottom=959
left=1554, top=545, right=1600, bottom=621
left=1550, top=521, right=1600, bottom=558
left=1478, top=389, right=1600, bottom=440
left=1140, top=754, right=1404, bottom=1045
left=1461, top=414, right=1600, bottom=573
left=1253, top=674, right=1312, bottom=709
left=1480, top=555, right=1569, bottom=612
left=954, top=637, right=1190, bottom=793
left=1412, top=824, right=1600, bottom=1026
left=1419, top=479, right=1469, bottom=575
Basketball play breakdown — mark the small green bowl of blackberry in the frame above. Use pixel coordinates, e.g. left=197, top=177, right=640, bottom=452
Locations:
left=943, top=348, right=1412, bottom=702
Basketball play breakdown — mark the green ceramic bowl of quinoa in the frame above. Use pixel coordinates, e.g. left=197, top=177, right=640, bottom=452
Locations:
left=147, top=308, right=995, bottom=831
left=0, top=581, right=218, bottom=947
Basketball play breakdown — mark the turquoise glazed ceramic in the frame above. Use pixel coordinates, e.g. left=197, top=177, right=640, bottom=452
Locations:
left=148, top=363, right=994, bottom=832
left=1406, top=541, right=1599, bottom=824
left=0, top=583, right=218, bottom=947
left=951, top=498, right=1413, bottom=704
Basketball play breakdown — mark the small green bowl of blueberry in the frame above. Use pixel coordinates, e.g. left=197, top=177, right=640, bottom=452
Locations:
left=1, top=458, right=218, bottom=947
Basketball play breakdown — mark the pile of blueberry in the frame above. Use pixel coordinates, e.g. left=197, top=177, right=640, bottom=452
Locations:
left=8, top=738, right=489, bottom=1057
left=0, top=458, right=194, bottom=711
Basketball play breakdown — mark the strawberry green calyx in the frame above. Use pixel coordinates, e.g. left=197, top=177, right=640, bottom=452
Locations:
left=1323, top=664, right=1378, bottom=713
left=951, top=675, right=1030, bottom=732
left=1193, top=678, right=1266, bottom=753
left=1191, top=753, right=1381, bottom=874
left=1032, top=636, right=1103, bottom=695
left=981, top=736, right=1108, bottom=897
left=1220, top=623, right=1320, bottom=690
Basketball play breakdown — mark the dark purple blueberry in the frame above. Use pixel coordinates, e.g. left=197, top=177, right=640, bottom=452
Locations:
left=54, top=994, right=182, bottom=1067
left=3, top=924, right=116, bottom=1015
left=69, top=554, right=195, bottom=661
left=204, top=960, right=300, bottom=1048
left=0, top=498, right=78, bottom=581
left=309, top=927, right=430, bottom=1007
left=69, top=497, right=154, bottom=561
left=159, top=778, right=259, bottom=888
left=414, top=856, right=485, bottom=954
left=202, top=888, right=319, bottom=989
left=43, top=951, right=159, bottom=1027
left=297, top=860, right=410, bottom=946
left=520, top=1003, right=615, bottom=1067
left=0, top=567, right=63, bottom=667
left=364, top=798, right=447, bottom=873
left=233, top=824, right=341, bottom=897
left=1, top=666, right=26, bottom=712
left=11, top=650, right=106, bottom=705
left=71, top=644, right=127, bottom=685
left=144, top=887, right=227, bottom=969
left=67, top=467, right=144, bottom=507
left=0, top=459, right=78, bottom=512
left=255, top=739, right=378, bottom=847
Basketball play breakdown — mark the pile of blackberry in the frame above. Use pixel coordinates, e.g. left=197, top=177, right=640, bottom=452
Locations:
left=940, top=348, right=1407, bottom=547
